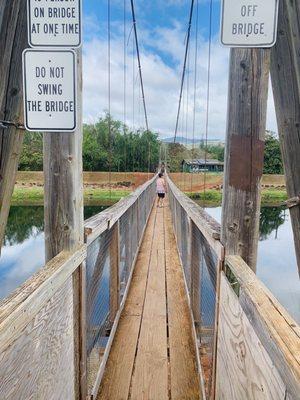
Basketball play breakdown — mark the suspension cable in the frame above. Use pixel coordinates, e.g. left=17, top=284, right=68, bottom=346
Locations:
left=130, top=0, right=149, bottom=131
left=174, top=0, right=195, bottom=143
left=203, top=0, right=213, bottom=201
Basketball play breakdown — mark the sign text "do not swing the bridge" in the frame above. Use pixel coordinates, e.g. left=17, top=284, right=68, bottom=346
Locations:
left=221, top=0, right=279, bottom=48
left=23, top=50, right=77, bottom=132
left=28, top=0, right=82, bottom=48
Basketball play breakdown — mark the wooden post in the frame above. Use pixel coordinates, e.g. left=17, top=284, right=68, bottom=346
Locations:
left=0, top=0, right=27, bottom=250
left=109, top=221, right=120, bottom=324
left=43, top=51, right=86, bottom=398
left=221, top=48, right=270, bottom=272
left=270, top=0, right=300, bottom=275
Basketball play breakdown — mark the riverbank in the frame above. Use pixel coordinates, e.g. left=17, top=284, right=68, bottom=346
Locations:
left=11, top=171, right=152, bottom=206
left=188, top=189, right=288, bottom=207
left=11, top=187, right=131, bottom=206
left=12, top=171, right=287, bottom=206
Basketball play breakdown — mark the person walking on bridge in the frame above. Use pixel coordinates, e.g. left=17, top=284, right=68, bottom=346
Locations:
left=157, top=173, right=167, bottom=208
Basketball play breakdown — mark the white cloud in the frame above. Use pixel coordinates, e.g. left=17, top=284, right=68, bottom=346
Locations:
left=82, top=15, right=278, bottom=139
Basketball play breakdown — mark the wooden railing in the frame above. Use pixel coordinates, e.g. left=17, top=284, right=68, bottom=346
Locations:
left=0, top=175, right=157, bottom=400
left=167, top=176, right=300, bottom=400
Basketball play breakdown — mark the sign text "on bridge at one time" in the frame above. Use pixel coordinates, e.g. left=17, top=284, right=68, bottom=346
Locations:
left=28, top=0, right=82, bottom=48
left=221, top=0, right=279, bottom=48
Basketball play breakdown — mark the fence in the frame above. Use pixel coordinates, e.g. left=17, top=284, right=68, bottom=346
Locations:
left=0, top=175, right=157, bottom=400
left=167, top=175, right=300, bottom=400
left=167, top=176, right=224, bottom=399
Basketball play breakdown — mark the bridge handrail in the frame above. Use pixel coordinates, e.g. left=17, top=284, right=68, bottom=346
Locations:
left=0, top=176, right=157, bottom=400
left=221, top=255, right=300, bottom=398
left=167, top=175, right=300, bottom=399
left=84, top=174, right=157, bottom=244
left=167, top=176, right=224, bottom=260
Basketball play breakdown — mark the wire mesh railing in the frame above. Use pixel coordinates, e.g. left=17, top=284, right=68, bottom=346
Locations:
left=84, top=175, right=157, bottom=397
left=167, top=176, right=224, bottom=399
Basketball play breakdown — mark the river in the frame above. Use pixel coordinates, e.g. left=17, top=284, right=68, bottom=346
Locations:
left=0, top=204, right=299, bottom=324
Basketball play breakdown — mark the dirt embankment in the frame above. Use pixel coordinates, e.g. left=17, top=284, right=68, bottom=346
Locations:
left=170, top=173, right=286, bottom=192
left=15, top=171, right=153, bottom=191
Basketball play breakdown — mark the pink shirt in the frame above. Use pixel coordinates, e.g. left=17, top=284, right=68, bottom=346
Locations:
left=156, top=178, right=166, bottom=194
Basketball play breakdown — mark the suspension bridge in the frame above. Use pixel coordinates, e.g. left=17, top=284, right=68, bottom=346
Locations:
left=1, top=0, right=300, bottom=399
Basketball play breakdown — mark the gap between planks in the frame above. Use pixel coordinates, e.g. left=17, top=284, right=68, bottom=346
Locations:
left=97, top=200, right=201, bottom=400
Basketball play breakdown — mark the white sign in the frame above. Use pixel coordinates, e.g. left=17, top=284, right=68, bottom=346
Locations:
left=23, top=49, right=77, bottom=132
left=221, top=0, right=279, bottom=48
left=28, top=0, right=82, bottom=48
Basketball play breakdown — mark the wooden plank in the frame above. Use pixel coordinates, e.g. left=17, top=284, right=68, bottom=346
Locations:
left=0, top=247, right=86, bottom=352
left=0, top=0, right=27, bottom=250
left=90, top=194, right=156, bottom=399
left=270, top=0, right=300, bottom=275
left=109, top=222, right=120, bottom=324
left=221, top=48, right=270, bottom=271
left=164, top=206, right=201, bottom=400
left=130, top=206, right=169, bottom=400
left=97, top=205, right=157, bottom=400
left=216, top=273, right=287, bottom=400
left=225, top=256, right=300, bottom=398
left=0, top=277, right=75, bottom=400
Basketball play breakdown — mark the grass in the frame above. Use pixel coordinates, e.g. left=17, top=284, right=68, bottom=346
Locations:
left=187, top=188, right=288, bottom=206
left=11, top=187, right=131, bottom=206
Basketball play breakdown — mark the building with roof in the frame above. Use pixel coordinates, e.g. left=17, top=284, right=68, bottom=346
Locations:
left=182, top=159, right=224, bottom=173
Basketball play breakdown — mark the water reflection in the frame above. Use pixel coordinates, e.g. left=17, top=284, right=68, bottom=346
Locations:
left=260, top=206, right=286, bottom=241
left=205, top=205, right=300, bottom=324
left=0, top=205, right=107, bottom=300
left=1, top=204, right=299, bottom=324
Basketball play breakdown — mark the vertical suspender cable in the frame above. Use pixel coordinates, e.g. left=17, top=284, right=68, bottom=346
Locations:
left=124, top=0, right=127, bottom=177
left=191, top=0, right=199, bottom=194
left=174, top=0, right=195, bottom=143
left=184, top=47, right=190, bottom=192
left=203, top=0, right=213, bottom=201
left=108, top=0, right=112, bottom=200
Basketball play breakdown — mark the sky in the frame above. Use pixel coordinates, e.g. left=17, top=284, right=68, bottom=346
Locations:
left=82, top=0, right=277, bottom=140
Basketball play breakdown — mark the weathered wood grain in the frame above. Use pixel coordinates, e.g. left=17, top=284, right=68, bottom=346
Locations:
left=216, top=273, right=287, bottom=400
left=226, top=256, right=300, bottom=398
left=0, top=0, right=27, bottom=250
left=165, top=206, right=201, bottom=399
left=0, top=246, right=86, bottom=351
left=130, top=207, right=168, bottom=400
left=97, top=206, right=157, bottom=399
left=271, top=0, right=300, bottom=275
left=0, top=278, right=75, bottom=400
left=43, top=49, right=85, bottom=399
left=221, top=48, right=270, bottom=271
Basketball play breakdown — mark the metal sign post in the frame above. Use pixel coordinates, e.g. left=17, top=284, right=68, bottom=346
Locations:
left=23, top=49, right=77, bottom=132
left=221, top=0, right=279, bottom=48
left=27, top=0, right=82, bottom=48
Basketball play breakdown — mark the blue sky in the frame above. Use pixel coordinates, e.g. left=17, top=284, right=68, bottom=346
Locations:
left=81, top=0, right=277, bottom=138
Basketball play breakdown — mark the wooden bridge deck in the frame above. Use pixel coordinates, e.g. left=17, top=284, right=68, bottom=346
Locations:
left=97, top=200, right=201, bottom=400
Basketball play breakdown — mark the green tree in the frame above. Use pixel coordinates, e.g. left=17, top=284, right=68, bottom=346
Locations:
left=19, top=114, right=161, bottom=173
left=19, top=132, right=43, bottom=171
left=263, top=132, right=284, bottom=174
